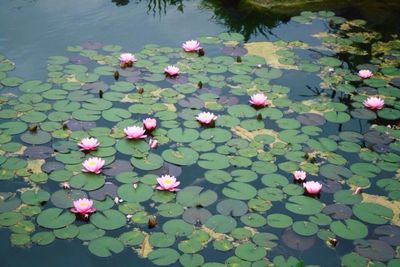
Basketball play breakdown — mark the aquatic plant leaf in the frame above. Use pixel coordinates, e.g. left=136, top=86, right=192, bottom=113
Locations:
left=37, top=208, right=75, bottom=229
left=222, top=182, right=257, bottom=200
left=204, top=215, right=237, bottom=233
left=177, top=186, right=217, bottom=207
left=352, top=203, right=393, bottom=224
left=148, top=248, right=180, bottom=266
left=90, top=210, right=126, bottom=230
left=235, top=243, right=266, bottom=262
left=88, top=236, right=124, bottom=257
left=330, top=219, right=368, bottom=240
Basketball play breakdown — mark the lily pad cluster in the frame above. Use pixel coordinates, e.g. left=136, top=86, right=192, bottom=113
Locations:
left=0, top=10, right=400, bottom=267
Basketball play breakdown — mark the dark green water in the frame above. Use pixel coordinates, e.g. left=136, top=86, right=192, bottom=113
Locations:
left=1, top=1, right=400, bottom=267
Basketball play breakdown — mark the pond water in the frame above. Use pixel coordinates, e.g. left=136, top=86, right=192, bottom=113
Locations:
left=0, top=1, right=400, bottom=267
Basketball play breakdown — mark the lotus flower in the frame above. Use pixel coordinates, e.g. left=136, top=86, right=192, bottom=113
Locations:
left=358, top=69, right=373, bottom=79
left=182, top=40, right=201, bottom=52
left=293, top=170, right=306, bottom=181
left=164, top=65, right=180, bottom=77
left=303, top=181, right=322, bottom=195
left=196, top=112, right=217, bottom=124
left=119, top=53, right=136, bottom=67
left=143, top=118, right=157, bottom=131
left=78, top=137, right=100, bottom=151
left=249, top=93, right=268, bottom=107
left=156, top=175, right=180, bottom=192
left=124, top=126, right=147, bottom=139
left=363, top=96, right=384, bottom=110
left=82, top=157, right=105, bottom=174
left=70, top=198, right=96, bottom=216
left=149, top=139, right=158, bottom=149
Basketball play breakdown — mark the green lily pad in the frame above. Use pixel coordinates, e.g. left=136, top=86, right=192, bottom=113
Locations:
left=88, top=236, right=124, bottom=257
left=177, top=186, right=217, bottom=207
left=235, top=243, right=266, bottom=262
left=285, top=196, right=323, bottom=215
left=117, top=183, right=153, bottom=203
left=148, top=248, right=180, bottom=266
left=131, top=153, right=164, bottom=170
left=292, top=221, right=318, bottom=236
left=204, top=215, right=237, bottom=233
left=162, top=147, right=199, bottom=166
left=330, top=219, right=368, bottom=240
left=90, top=210, right=126, bottom=230
left=266, top=213, right=293, bottom=228
left=163, top=219, right=194, bottom=237
left=222, top=182, right=257, bottom=200
left=37, top=208, right=75, bottom=229
left=352, top=203, right=393, bottom=224
left=198, top=153, right=230, bottom=169
left=168, top=128, right=199, bottom=143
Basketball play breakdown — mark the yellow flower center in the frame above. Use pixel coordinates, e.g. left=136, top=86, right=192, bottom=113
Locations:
left=88, top=161, right=96, bottom=166
left=163, top=179, right=172, bottom=185
left=80, top=202, right=88, bottom=207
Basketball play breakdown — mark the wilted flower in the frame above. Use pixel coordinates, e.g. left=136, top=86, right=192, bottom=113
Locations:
left=82, top=157, right=105, bottom=174
left=358, top=69, right=373, bottom=79
left=196, top=112, right=217, bottom=125
left=70, top=198, right=96, bottom=216
left=164, top=65, right=180, bottom=77
left=156, top=175, right=180, bottom=192
left=363, top=96, right=384, bottom=110
left=182, top=40, right=202, bottom=52
left=293, top=170, right=307, bottom=181
left=78, top=137, right=99, bottom=151
left=124, top=126, right=147, bottom=139
left=249, top=93, right=268, bottom=107
left=143, top=118, right=157, bottom=131
left=303, top=181, right=322, bottom=195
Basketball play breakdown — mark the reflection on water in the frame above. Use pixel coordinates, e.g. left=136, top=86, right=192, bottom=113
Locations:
left=113, top=0, right=185, bottom=15
left=110, top=0, right=400, bottom=41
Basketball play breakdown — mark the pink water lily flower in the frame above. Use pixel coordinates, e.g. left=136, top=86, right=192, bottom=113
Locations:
left=82, top=157, right=105, bottom=174
left=196, top=112, right=217, bottom=124
left=358, top=69, right=373, bottom=79
left=70, top=198, right=96, bottom=216
left=164, top=65, right=180, bottom=77
left=78, top=137, right=100, bottom=151
left=143, top=118, right=157, bottom=131
left=303, top=181, right=322, bottom=195
left=363, top=96, right=384, bottom=110
left=293, top=170, right=307, bottom=181
left=249, top=93, right=268, bottom=107
left=124, top=126, right=147, bottom=139
left=182, top=40, right=202, bottom=52
left=156, top=175, right=180, bottom=192
left=119, top=53, right=136, bottom=67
